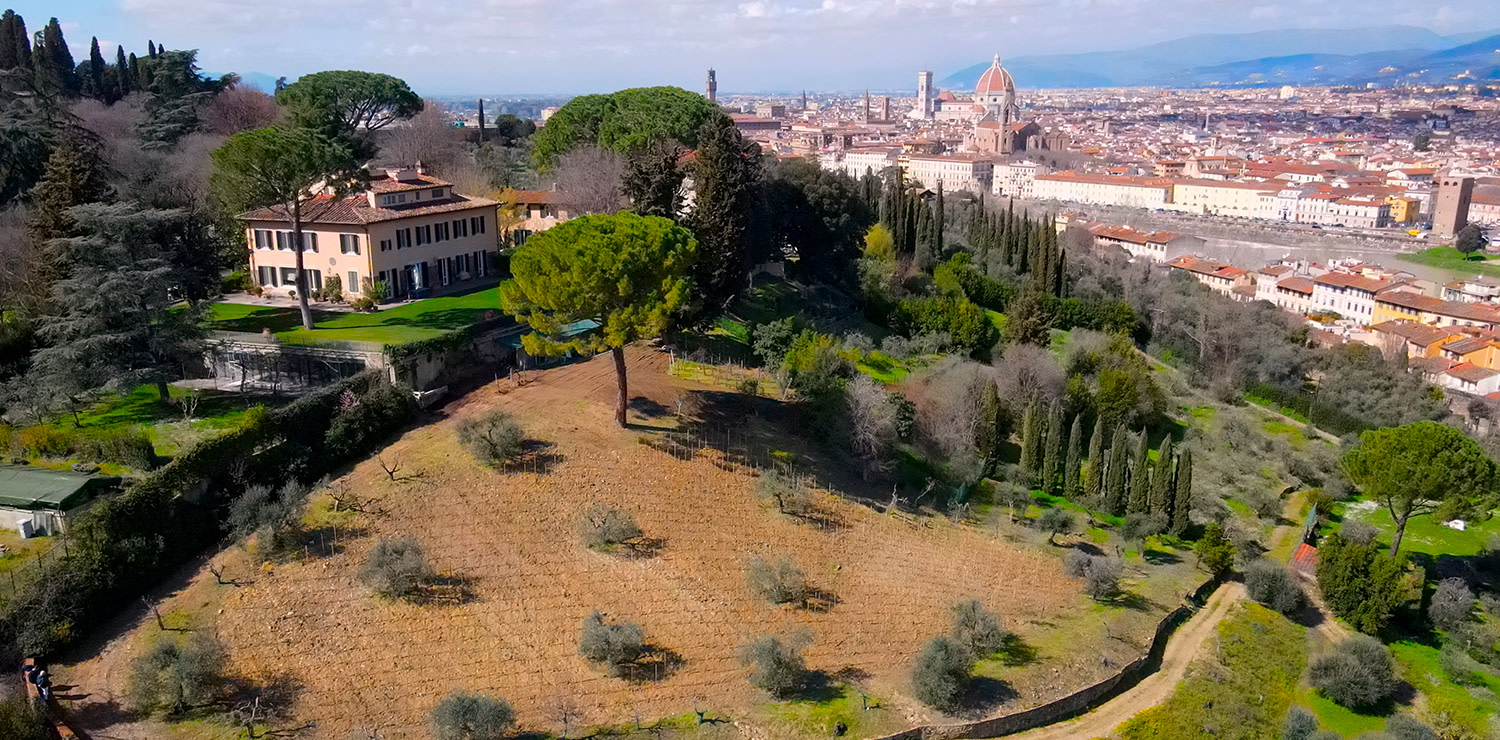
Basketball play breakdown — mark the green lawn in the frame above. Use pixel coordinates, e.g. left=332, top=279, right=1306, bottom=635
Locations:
left=754, top=684, right=904, bottom=739
left=210, top=286, right=505, bottom=346
left=1299, top=687, right=1387, bottom=737
left=1339, top=499, right=1500, bottom=559
left=1397, top=246, right=1500, bottom=278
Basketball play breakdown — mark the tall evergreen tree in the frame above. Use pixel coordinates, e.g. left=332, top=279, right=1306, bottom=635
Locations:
left=915, top=202, right=935, bottom=270
left=26, top=132, right=111, bottom=313
left=687, top=114, right=761, bottom=310
left=84, top=37, right=106, bottom=102
left=976, top=380, right=1001, bottom=471
left=32, top=17, right=78, bottom=96
left=1128, top=430, right=1151, bottom=514
left=1150, top=437, right=1175, bottom=516
left=1054, top=247, right=1067, bottom=298
left=1171, top=448, right=1193, bottom=535
left=1064, top=414, right=1083, bottom=499
left=1085, top=414, right=1106, bottom=504
left=1019, top=401, right=1041, bottom=484
left=30, top=203, right=208, bottom=404
left=0, top=10, right=28, bottom=71
left=1041, top=401, right=1064, bottom=494
left=114, top=44, right=130, bottom=97
left=128, top=52, right=140, bottom=88
left=1105, top=425, right=1130, bottom=516
left=934, top=181, right=945, bottom=258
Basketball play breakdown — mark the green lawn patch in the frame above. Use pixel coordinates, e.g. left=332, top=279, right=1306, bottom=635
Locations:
left=756, top=684, right=902, bottom=739
left=1300, top=687, right=1388, bottom=737
left=1117, top=603, right=1306, bottom=740
left=1391, top=640, right=1500, bottom=720
left=211, top=286, right=505, bottom=346
left=1341, top=500, right=1500, bottom=559
left=855, top=351, right=914, bottom=384
left=1397, top=246, right=1500, bottom=278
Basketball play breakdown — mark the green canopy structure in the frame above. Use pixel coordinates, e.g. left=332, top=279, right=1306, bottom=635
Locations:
left=0, top=466, right=118, bottom=512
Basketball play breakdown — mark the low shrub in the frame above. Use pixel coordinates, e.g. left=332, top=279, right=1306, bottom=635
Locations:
left=1036, top=507, right=1074, bottom=545
left=1384, top=714, right=1437, bottom=740
left=228, top=479, right=314, bottom=560
left=12, top=425, right=156, bottom=469
left=1246, top=559, right=1304, bottom=615
left=579, top=611, right=647, bottom=676
left=430, top=691, right=515, bottom=740
left=1063, top=549, right=1092, bottom=579
left=1428, top=578, right=1475, bottom=631
left=1083, top=557, right=1122, bottom=601
left=1309, top=635, right=1396, bottom=710
left=890, top=297, right=996, bottom=356
left=126, top=633, right=228, bottom=715
left=221, top=270, right=253, bottom=294
left=911, top=635, right=973, bottom=711
left=456, top=410, right=526, bottom=468
left=756, top=466, right=811, bottom=516
left=950, top=600, right=1007, bottom=657
left=1282, top=706, right=1317, bottom=740
left=746, top=555, right=808, bottom=605
left=740, top=632, right=810, bottom=698
left=324, top=381, right=418, bottom=460
left=580, top=505, right=642, bottom=552
left=360, top=536, right=433, bottom=600
left=1341, top=520, right=1378, bottom=546
left=0, top=695, right=50, bottom=740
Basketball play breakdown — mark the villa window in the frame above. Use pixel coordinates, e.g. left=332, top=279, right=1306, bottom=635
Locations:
left=340, top=234, right=360, bottom=255
left=380, top=239, right=392, bottom=252
left=253, top=229, right=273, bottom=250
left=431, top=188, right=445, bottom=199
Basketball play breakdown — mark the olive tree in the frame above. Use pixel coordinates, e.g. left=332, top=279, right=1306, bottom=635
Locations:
left=950, top=600, right=1008, bottom=657
left=911, top=636, right=973, bottom=712
left=740, top=631, right=811, bottom=698
left=1428, top=578, right=1475, bottom=631
left=1246, top=559, right=1304, bottom=615
left=429, top=691, right=515, bottom=740
left=579, top=611, right=647, bottom=676
left=456, top=410, right=525, bottom=467
left=746, top=555, right=808, bottom=605
left=1309, top=635, right=1397, bottom=710
left=359, top=536, right=433, bottom=599
left=126, top=633, right=228, bottom=715
left=580, top=504, right=642, bottom=552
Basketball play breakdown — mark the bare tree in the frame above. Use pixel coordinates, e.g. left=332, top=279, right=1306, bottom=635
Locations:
left=845, top=375, right=897, bottom=479
left=552, top=144, right=625, bottom=215
left=912, top=357, right=992, bottom=473
left=203, top=86, right=283, bottom=135
left=378, top=100, right=465, bottom=173
left=543, top=693, right=583, bottom=739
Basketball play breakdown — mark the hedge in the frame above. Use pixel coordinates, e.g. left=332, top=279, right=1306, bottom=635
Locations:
left=0, top=370, right=418, bottom=657
left=890, top=297, right=997, bottom=356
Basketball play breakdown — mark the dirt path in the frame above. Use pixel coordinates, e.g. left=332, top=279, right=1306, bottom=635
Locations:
left=993, top=581, right=1246, bottom=740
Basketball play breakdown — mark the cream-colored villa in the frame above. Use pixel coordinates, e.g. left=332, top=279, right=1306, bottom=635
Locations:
left=242, top=166, right=500, bottom=300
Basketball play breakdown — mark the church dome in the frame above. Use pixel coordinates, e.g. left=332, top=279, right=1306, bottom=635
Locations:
left=974, top=55, right=1015, bottom=95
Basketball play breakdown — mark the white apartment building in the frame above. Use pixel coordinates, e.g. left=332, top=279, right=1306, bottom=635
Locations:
left=1032, top=172, right=1173, bottom=209
left=993, top=160, right=1047, bottom=198
left=900, top=154, right=993, bottom=194
left=825, top=147, right=900, bottom=181
left=1168, top=180, right=1277, bottom=219
left=1310, top=273, right=1397, bottom=324
left=1088, top=224, right=1203, bottom=262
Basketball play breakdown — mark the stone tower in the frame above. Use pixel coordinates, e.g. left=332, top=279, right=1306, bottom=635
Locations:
left=705, top=68, right=717, bottom=104
left=918, top=70, right=934, bottom=119
left=1433, top=176, right=1474, bottom=238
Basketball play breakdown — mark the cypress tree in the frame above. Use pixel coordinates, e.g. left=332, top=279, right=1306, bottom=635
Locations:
left=114, top=44, right=130, bottom=98
left=976, top=380, right=1001, bottom=471
left=1054, top=248, right=1067, bottom=298
left=128, top=52, right=140, bottom=88
left=1015, top=213, right=1031, bottom=274
left=1105, top=425, right=1129, bottom=516
left=33, top=17, right=79, bottom=96
left=148, top=40, right=157, bottom=57
left=934, top=182, right=945, bottom=258
left=86, top=37, right=106, bottom=102
left=1064, top=414, right=1083, bottom=499
left=1019, top=401, right=1040, bottom=485
left=1085, top=415, right=1106, bottom=504
left=1171, top=448, right=1193, bottom=535
left=915, top=203, right=934, bottom=270
left=0, top=10, right=23, bottom=70
left=1128, top=430, right=1150, bottom=514
left=1150, top=437, right=1175, bottom=517
left=1041, top=401, right=1064, bottom=494
left=687, top=114, right=761, bottom=311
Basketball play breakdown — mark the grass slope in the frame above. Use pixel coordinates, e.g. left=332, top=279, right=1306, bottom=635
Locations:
left=1397, top=246, right=1500, bottom=278
left=211, top=286, right=504, bottom=345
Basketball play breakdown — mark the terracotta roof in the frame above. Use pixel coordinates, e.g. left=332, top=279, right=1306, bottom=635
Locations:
left=1376, top=292, right=1500, bottom=323
left=1313, top=272, right=1393, bottom=293
left=243, top=191, right=499, bottom=226
left=368, top=174, right=450, bottom=194
left=1088, top=224, right=1181, bottom=246
left=1443, top=337, right=1490, bottom=355
left=1447, top=362, right=1497, bottom=383
left=1277, top=277, right=1316, bottom=294
left=1370, top=320, right=1458, bottom=347
left=1412, top=356, right=1456, bottom=375
left=975, top=56, right=1015, bottom=95
left=1260, top=265, right=1293, bottom=277
left=1168, top=256, right=1248, bottom=279
left=1036, top=171, right=1174, bottom=189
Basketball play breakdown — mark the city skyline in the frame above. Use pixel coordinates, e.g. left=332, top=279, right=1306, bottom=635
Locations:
left=14, top=0, right=1500, bottom=95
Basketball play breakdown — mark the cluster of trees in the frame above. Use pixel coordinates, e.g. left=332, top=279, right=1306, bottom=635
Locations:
left=0, top=11, right=257, bottom=421
left=1012, top=397, right=1192, bottom=532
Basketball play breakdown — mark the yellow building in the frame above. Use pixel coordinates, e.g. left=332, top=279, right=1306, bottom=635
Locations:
left=1385, top=196, right=1421, bottom=225
left=1372, top=291, right=1500, bottom=329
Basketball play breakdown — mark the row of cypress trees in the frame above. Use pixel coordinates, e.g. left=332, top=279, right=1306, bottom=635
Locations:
left=1, top=8, right=170, bottom=104
left=1014, top=399, right=1193, bottom=534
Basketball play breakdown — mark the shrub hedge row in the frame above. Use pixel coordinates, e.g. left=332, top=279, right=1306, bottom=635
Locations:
left=0, top=370, right=418, bottom=657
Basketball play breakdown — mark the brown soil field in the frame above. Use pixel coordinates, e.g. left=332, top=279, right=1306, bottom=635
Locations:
left=56, top=346, right=1197, bottom=740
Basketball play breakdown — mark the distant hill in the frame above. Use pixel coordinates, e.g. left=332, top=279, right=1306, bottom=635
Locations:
left=1160, top=34, right=1500, bottom=88
left=939, top=26, right=1495, bottom=89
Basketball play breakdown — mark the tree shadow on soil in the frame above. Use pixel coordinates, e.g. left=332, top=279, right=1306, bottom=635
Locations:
left=802, top=587, right=841, bottom=614
left=504, top=440, right=563, bottom=474
left=1143, top=548, right=1182, bottom=566
left=620, top=646, right=686, bottom=683
left=1068, top=541, right=1105, bottom=557
left=953, top=676, right=1019, bottom=719
left=996, top=634, right=1039, bottom=667
left=414, top=573, right=479, bottom=606
left=629, top=396, right=672, bottom=419
left=1099, top=590, right=1153, bottom=612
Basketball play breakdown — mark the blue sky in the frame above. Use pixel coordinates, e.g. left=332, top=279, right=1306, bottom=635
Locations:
left=21, top=0, right=1500, bottom=95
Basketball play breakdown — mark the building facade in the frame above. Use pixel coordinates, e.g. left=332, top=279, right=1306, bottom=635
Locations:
left=243, top=167, right=499, bottom=301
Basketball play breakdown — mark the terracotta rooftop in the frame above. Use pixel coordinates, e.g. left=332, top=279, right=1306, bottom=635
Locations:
left=1276, top=277, right=1317, bottom=294
left=1312, top=272, right=1394, bottom=294
left=1443, top=337, right=1491, bottom=355
left=1370, top=320, right=1458, bottom=347
left=1447, top=363, right=1497, bottom=383
left=243, top=190, right=499, bottom=226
